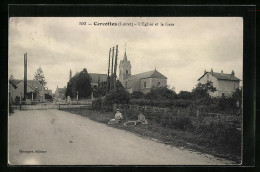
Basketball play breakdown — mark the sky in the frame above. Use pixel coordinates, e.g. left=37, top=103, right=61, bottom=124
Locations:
left=9, top=17, right=243, bottom=93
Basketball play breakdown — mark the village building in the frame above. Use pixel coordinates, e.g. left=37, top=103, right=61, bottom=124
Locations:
left=119, top=51, right=167, bottom=93
left=198, top=69, right=240, bottom=97
left=54, top=86, right=67, bottom=100
left=9, top=78, right=47, bottom=102
left=56, top=71, right=107, bottom=100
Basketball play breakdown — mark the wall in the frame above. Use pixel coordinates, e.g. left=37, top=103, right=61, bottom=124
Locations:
left=199, top=73, right=219, bottom=97
left=217, top=80, right=239, bottom=97
left=150, top=78, right=167, bottom=88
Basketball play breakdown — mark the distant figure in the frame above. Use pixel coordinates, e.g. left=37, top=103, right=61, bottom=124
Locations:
left=115, top=109, right=123, bottom=120
left=137, top=113, right=148, bottom=124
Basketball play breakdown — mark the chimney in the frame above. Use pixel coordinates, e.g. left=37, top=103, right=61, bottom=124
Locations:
left=221, top=70, right=223, bottom=75
left=211, top=68, right=213, bottom=74
left=24, top=53, right=27, bottom=101
left=231, top=70, right=235, bottom=76
left=204, top=69, right=206, bottom=74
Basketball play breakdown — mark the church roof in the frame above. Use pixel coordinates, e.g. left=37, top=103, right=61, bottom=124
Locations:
left=57, top=87, right=66, bottom=94
left=198, top=71, right=240, bottom=81
left=127, top=70, right=167, bottom=80
left=89, top=73, right=107, bottom=83
left=73, top=72, right=107, bottom=83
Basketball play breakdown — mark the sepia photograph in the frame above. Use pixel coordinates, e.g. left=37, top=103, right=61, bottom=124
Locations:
left=8, top=17, right=243, bottom=165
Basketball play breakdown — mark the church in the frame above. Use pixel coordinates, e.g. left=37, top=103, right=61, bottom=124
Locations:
left=119, top=50, right=167, bottom=94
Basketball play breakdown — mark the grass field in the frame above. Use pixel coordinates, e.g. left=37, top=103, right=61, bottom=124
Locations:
left=61, top=108, right=241, bottom=163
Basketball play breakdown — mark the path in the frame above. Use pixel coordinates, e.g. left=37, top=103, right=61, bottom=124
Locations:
left=8, top=109, right=235, bottom=165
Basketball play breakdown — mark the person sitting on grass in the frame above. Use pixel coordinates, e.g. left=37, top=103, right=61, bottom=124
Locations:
left=115, top=109, right=123, bottom=121
left=137, top=113, right=148, bottom=124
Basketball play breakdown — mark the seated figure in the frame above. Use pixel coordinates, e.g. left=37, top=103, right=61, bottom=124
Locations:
left=137, top=113, right=148, bottom=124
left=115, top=109, right=123, bottom=120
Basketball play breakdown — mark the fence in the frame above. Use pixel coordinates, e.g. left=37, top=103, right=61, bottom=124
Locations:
left=11, top=100, right=92, bottom=111
left=111, top=104, right=227, bottom=118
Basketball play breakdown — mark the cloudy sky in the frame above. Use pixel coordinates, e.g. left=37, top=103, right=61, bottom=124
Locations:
left=9, top=17, right=243, bottom=93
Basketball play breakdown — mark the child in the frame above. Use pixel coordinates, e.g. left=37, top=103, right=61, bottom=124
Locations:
left=137, top=113, right=148, bottom=124
left=115, top=109, right=123, bottom=120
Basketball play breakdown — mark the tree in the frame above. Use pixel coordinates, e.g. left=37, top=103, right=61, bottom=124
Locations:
left=65, top=68, right=92, bottom=99
left=178, top=91, right=192, bottom=99
left=93, top=81, right=108, bottom=98
left=34, top=67, right=47, bottom=87
left=144, top=86, right=177, bottom=100
left=131, top=90, right=144, bottom=99
left=105, top=80, right=130, bottom=105
left=191, top=81, right=216, bottom=99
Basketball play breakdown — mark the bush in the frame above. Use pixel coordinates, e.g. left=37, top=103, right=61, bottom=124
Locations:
left=173, top=99, right=192, bottom=108
left=130, top=90, right=144, bottom=99
left=105, top=81, right=130, bottom=105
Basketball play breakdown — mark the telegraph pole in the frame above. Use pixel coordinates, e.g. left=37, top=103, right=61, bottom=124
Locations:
left=24, top=52, right=27, bottom=101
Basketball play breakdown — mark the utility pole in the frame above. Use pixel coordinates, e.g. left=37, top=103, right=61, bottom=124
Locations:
left=24, top=52, right=27, bottom=101
left=113, top=45, right=118, bottom=90
left=107, top=48, right=111, bottom=93
left=110, top=47, right=114, bottom=91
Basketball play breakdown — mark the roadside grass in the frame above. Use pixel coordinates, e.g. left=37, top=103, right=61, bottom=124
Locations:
left=61, top=108, right=241, bottom=163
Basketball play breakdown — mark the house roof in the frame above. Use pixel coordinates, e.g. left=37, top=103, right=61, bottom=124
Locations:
left=57, top=88, right=66, bottom=94
left=9, top=80, right=17, bottom=89
left=198, top=72, right=240, bottom=81
left=10, top=79, right=22, bottom=85
left=89, top=73, right=107, bottom=83
left=9, top=79, right=44, bottom=91
left=126, top=70, right=167, bottom=81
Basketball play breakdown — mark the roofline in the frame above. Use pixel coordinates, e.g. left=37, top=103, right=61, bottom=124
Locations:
left=17, top=80, right=43, bottom=92
left=198, top=72, right=240, bottom=81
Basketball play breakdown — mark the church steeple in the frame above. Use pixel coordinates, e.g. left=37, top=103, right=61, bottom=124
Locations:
left=123, top=46, right=127, bottom=61
left=119, top=45, right=131, bottom=85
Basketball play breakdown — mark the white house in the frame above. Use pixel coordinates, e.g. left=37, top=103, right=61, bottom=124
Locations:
left=198, top=69, right=240, bottom=97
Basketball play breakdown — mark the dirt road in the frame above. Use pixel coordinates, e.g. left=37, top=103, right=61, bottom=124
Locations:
left=8, top=110, right=235, bottom=165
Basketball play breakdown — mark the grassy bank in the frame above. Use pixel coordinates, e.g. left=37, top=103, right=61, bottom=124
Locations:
left=61, top=108, right=241, bottom=163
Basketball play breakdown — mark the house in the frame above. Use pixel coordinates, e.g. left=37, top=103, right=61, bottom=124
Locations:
left=9, top=78, right=46, bottom=102
left=119, top=50, right=167, bottom=93
left=54, top=86, right=66, bottom=100
left=198, top=69, right=240, bottom=97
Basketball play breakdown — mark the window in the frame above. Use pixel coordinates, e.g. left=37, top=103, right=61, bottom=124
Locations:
left=144, top=81, right=146, bottom=88
left=157, top=82, right=161, bottom=87
left=126, top=70, right=128, bottom=74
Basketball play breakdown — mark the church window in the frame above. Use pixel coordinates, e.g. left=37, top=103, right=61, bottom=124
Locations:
left=126, top=70, right=128, bottom=74
left=157, top=82, right=161, bottom=87
left=144, top=81, right=146, bottom=88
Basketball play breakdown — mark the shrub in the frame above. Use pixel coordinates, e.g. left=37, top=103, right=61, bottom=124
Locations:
left=106, top=81, right=130, bottom=105
left=131, top=90, right=144, bottom=99
left=173, top=99, right=192, bottom=108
